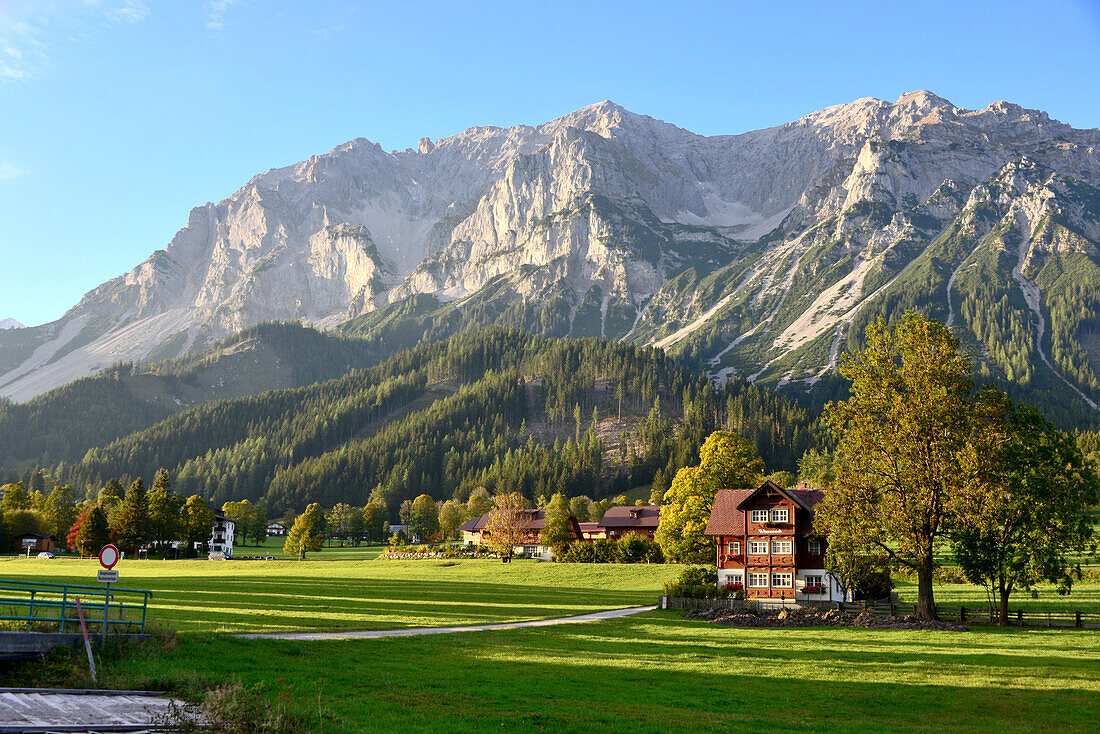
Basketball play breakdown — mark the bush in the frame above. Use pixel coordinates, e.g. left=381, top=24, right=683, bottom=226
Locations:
left=592, top=539, right=621, bottom=563
left=663, top=565, right=722, bottom=599
left=618, top=535, right=664, bottom=563
left=560, top=542, right=596, bottom=562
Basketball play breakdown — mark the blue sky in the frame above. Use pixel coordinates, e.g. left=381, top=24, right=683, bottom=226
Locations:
left=1, top=0, right=1099, bottom=326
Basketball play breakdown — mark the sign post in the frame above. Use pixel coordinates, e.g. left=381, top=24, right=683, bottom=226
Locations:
left=98, top=544, right=120, bottom=643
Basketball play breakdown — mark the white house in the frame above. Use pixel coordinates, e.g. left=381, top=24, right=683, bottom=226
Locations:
left=210, top=515, right=235, bottom=557
left=266, top=522, right=286, bottom=537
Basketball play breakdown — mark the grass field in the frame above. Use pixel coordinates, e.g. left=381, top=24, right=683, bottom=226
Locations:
left=4, top=553, right=1100, bottom=732
left=14, top=610, right=1100, bottom=733
left=0, top=555, right=680, bottom=633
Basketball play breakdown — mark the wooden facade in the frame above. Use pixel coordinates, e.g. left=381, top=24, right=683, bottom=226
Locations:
left=705, top=481, right=841, bottom=602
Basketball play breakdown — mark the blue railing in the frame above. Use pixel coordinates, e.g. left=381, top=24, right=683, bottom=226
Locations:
left=0, top=579, right=153, bottom=635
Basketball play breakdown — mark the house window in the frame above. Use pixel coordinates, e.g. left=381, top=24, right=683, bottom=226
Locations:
left=808, top=539, right=822, bottom=555
left=804, top=574, right=823, bottom=587
left=726, top=541, right=740, bottom=556
left=750, top=509, right=769, bottom=523
left=771, top=572, right=793, bottom=588
left=748, top=540, right=769, bottom=555
left=771, top=540, right=792, bottom=555
left=748, top=573, right=769, bottom=588
left=770, top=508, right=789, bottom=523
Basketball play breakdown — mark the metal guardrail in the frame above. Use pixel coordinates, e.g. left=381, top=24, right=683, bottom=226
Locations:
left=0, top=579, right=152, bottom=635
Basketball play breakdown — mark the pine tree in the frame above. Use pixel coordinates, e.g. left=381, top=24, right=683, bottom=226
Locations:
left=112, top=478, right=149, bottom=554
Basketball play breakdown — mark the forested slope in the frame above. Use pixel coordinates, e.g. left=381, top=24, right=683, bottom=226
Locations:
left=46, top=329, right=824, bottom=516
left=0, top=322, right=396, bottom=469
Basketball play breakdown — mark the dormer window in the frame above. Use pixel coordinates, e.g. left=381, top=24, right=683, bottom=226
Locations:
left=750, top=509, right=769, bottom=523
left=770, top=508, right=789, bottom=523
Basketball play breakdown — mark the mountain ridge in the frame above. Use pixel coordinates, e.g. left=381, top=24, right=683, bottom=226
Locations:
left=2, top=91, right=1099, bottom=424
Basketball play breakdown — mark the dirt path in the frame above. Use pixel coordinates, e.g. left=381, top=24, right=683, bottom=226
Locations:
left=236, top=605, right=657, bottom=641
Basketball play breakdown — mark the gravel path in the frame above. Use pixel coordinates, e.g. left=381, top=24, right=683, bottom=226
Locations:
left=237, top=605, right=657, bottom=641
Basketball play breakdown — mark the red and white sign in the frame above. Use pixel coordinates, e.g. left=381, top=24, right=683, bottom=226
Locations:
left=98, top=544, right=120, bottom=569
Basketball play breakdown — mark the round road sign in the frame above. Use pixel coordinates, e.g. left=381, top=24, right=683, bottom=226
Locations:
left=99, top=544, right=120, bottom=569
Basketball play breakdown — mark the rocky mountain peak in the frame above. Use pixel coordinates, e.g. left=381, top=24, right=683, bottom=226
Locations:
left=0, top=318, right=24, bottom=330
left=3, top=92, right=1099, bottom=417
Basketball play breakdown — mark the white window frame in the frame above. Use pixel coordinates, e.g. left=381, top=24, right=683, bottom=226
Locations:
left=808, top=539, right=822, bottom=555
left=723, top=572, right=743, bottom=586
left=770, top=508, right=789, bottom=523
left=771, top=572, right=793, bottom=588
left=726, top=541, right=741, bottom=555
left=747, top=572, right=769, bottom=588
left=747, top=540, right=768, bottom=555
left=804, top=574, right=823, bottom=587
left=771, top=540, right=792, bottom=555
left=750, top=509, right=769, bottom=523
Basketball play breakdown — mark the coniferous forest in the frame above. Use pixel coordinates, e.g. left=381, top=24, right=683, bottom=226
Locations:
left=2, top=327, right=823, bottom=520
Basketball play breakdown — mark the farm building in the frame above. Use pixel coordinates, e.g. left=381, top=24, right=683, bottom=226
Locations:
left=705, top=481, right=848, bottom=603
left=13, top=533, right=57, bottom=553
left=266, top=522, right=286, bottom=537
left=460, top=509, right=583, bottom=560
left=598, top=505, right=660, bottom=539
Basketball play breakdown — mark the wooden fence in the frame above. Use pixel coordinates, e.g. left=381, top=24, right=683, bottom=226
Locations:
left=660, top=596, right=1100, bottom=629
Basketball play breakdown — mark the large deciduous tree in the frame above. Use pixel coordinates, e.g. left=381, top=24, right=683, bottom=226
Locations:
left=815, top=313, right=977, bottom=620
left=541, top=492, right=572, bottom=556
left=42, top=484, right=78, bottom=540
left=952, top=399, right=1099, bottom=624
left=409, top=494, right=440, bottom=541
left=285, top=502, right=326, bottom=558
left=485, top=492, right=532, bottom=560
left=656, top=431, right=765, bottom=563
left=181, top=494, right=215, bottom=556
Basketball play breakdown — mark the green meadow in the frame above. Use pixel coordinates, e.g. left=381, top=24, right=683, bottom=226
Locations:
left=0, top=554, right=680, bottom=633
left=12, top=610, right=1100, bottom=733
left=3, top=553, right=1100, bottom=732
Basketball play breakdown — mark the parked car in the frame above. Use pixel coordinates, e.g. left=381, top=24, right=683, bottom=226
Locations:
left=265, top=555, right=275, bottom=560
left=36, top=551, right=56, bottom=559
left=207, top=551, right=227, bottom=560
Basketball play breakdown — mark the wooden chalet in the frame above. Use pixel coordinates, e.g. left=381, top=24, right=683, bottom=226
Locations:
left=598, top=505, right=660, bottom=539
left=460, top=509, right=583, bottom=559
left=704, top=481, right=847, bottom=602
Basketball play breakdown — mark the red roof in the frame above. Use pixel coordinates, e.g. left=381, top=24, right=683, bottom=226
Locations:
left=704, top=484, right=826, bottom=536
left=599, top=505, right=661, bottom=529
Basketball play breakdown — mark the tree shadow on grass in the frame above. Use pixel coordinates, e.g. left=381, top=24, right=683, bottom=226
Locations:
left=110, top=621, right=1100, bottom=734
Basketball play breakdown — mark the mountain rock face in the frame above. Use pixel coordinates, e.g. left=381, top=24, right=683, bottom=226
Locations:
left=3, top=92, right=1099, bottom=420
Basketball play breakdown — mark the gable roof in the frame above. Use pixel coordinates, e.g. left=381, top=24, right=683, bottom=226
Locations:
left=734, top=480, right=814, bottom=511
left=457, top=517, right=480, bottom=533
left=467, top=509, right=582, bottom=538
left=598, top=504, right=661, bottom=528
left=705, top=483, right=827, bottom=536
left=704, top=489, right=755, bottom=536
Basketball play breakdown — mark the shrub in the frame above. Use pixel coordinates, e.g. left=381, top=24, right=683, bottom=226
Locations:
left=618, top=535, right=664, bottom=563
left=560, top=541, right=596, bottom=562
left=591, top=539, right=621, bottom=563
left=663, top=565, right=722, bottom=599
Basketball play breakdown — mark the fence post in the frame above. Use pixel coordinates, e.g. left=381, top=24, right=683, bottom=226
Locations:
left=1017, top=609, right=1023, bottom=626
left=28, top=590, right=35, bottom=631
left=1075, top=611, right=1082, bottom=629
left=960, top=605, right=966, bottom=623
left=889, top=602, right=896, bottom=617
left=60, top=588, right=68, bottom=633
